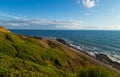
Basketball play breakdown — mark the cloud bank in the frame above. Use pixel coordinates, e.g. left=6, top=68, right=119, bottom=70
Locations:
left=0, top=19, right=83, bottom=30
left=0, top=12, right=83, bottom=30
left=0, top=18, right=119, bottom=30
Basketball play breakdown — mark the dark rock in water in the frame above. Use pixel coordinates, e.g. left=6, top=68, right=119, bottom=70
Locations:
left=96, top=54, right=112, bottom=64
left=96, top=54, right=120, bottom=70
left=56, top=39, right=67, bottom=45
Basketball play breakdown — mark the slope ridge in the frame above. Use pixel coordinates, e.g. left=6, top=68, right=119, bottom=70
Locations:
left=0, top=26, right=118, bottom=77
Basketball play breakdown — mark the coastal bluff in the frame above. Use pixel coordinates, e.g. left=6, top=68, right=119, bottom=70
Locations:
left=0, top=26, right=10, bottom=33
left=0, top=26, right=119, bottom=77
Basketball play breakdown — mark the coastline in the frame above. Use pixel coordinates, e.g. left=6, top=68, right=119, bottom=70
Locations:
left=16, top=34, right=120, bottom=75
left=55, top=38, right=120, bottom=75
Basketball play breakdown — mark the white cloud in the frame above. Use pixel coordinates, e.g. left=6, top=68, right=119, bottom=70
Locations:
left=76, top=0, right=99, bottom=8
left=0, top=13, right=20, bottom=19
left=0, top=12, right=29, bottom=20
left=82, top=0, right=96, bottom=8
left=1, top=18, right=120, bottom=30
left=29, top=20, right=83, bottom=29
left=0, top=19, right=84, bottom=29
left=9, top=23, right=20, bottom=26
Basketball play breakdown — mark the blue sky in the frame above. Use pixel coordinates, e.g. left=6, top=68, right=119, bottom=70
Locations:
left=0, top=0, right=120, bottom=30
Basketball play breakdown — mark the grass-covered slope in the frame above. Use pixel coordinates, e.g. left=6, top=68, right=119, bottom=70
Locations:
left=0, top=26, right=119, bottom=77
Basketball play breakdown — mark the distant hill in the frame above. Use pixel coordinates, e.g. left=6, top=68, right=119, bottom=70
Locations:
left=0, top=26, right=118, bottom=77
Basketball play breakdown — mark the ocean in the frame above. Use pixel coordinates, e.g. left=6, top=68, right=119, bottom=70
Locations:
left=9, top=30, right=120, bottom=63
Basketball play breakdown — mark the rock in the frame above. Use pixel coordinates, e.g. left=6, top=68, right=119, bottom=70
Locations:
left=56, top=39, right=67, bottom=45
left=96, top=54, right=120, bottom=70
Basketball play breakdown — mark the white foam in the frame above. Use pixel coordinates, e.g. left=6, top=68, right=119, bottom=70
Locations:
left=100, top=52, right=120, bottom=64
left=108, top=55, right=120, bottom=63
left=69, top=43, right=120, bottom=64
left=87, top=51, right=96, bottom=56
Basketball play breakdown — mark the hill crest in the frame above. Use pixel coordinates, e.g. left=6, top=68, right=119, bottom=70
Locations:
left=0, top=26, right=10, bottom=33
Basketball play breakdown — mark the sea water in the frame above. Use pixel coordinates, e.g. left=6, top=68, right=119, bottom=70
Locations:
left=10, top=30, right=120, bottom=63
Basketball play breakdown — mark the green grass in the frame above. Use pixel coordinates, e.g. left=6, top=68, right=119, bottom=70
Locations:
left=77, top=66, right=118, bottom=77
left=0, top=27, right=119, bottom=77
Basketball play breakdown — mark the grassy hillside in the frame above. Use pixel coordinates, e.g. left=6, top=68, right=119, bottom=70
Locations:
left=0, top=26, right=119, bottom=77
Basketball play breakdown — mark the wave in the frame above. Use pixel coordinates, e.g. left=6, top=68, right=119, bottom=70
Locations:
left=68, top=42, right=120, bottom=64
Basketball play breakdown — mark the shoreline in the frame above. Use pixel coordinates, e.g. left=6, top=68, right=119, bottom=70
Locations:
left=19, top=35, right=120, bottom=75
left=55, top=38, right=120, bottom=75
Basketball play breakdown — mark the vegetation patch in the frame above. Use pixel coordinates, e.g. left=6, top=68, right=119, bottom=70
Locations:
left=0, top=27, right=119, bottom=77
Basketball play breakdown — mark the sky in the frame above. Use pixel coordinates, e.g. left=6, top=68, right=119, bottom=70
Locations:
left=0, top=0, right=120, bottom=30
